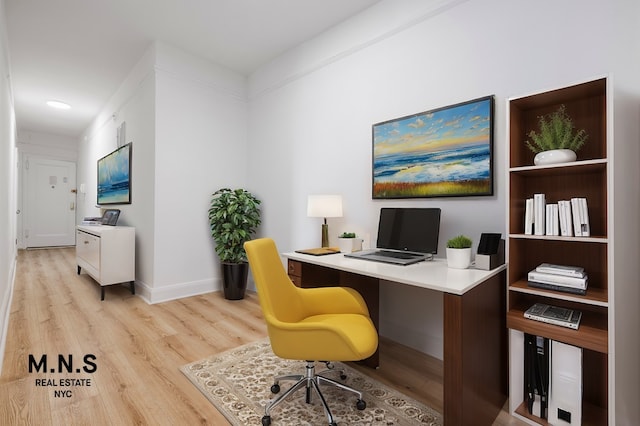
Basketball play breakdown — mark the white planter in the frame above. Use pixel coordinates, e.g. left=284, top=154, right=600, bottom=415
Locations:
left=533, top=149, right=577, bottom=166
left=337, top=237, right=363, bottom=253
left=446, top=247, right=471, bottom=269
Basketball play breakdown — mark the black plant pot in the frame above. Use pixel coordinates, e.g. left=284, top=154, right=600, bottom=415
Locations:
left=221, top=262, right=249, bottom=300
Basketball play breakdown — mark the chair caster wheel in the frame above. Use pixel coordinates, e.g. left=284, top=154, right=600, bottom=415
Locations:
left=270, top=384, right=280, bottom=394
left=356, top=399, right=366, bottom=410
left=262, top=415, right=271, bottom=425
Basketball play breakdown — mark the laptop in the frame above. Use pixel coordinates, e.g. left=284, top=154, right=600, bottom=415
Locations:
left=345, top=207, right=441, bottom=266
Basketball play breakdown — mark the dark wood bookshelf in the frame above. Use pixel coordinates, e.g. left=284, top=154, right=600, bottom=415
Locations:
left=507, top=77, right=609, bottom=425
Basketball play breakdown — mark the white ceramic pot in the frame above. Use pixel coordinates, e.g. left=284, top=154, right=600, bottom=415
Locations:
left=446, top=247, right=471, bottom=269
left=533, top=149, right=577, bottom=166
left=338, top=237, right=363, bottom=253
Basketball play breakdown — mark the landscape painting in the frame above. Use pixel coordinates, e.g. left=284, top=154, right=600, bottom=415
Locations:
left=97, top=143, right=131, bottom=205
left=372, top=96, right=494, bottom=199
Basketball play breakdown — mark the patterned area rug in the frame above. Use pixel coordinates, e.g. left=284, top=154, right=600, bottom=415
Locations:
left=181, top=339, right=442, bottom=425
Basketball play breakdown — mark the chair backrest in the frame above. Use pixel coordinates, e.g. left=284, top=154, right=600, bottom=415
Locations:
left=244, top=238, right=305, bottom=324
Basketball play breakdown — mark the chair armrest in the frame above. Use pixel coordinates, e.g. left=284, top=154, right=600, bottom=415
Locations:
left=297, top=286, right=370, bottom=317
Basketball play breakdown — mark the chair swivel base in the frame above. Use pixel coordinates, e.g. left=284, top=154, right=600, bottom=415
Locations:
left=261, top=361, right=367, bottom=426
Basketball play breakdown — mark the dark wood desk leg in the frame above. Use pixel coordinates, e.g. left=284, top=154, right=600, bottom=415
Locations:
left=339, top=271, right=380, bottom=369
left=443, top=271, right=507, bottom=426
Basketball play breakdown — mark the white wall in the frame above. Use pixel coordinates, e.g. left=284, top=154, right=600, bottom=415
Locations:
left=78, top=45, right=157, bottom=296
left=0, top=0, right=18, bottom=375
left=77, top=42, right=248, bottom=303
left=152, top=43, right=248, bottom=302
left=246, top=0, right=639, bottom=362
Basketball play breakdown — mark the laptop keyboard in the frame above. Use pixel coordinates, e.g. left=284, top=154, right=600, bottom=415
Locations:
left=376, top=250, right=417, bottom=260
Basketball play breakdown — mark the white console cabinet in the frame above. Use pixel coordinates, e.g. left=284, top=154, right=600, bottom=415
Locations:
left=76, top=225, right=135, bottom=300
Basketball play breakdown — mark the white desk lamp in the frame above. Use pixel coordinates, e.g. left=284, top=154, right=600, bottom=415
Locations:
left=307, top=195, right=343, bottom=247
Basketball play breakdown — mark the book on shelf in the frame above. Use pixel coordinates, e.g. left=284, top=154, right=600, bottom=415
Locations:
left=528, top=280, right=587, bottom=295
left=570, top=197, right=590, bottom=237
left=534, top=193, right=546, bottom=236
left=524, top=198, right=534, bottom=235
left=536, top=263, right=585, bottom=278
left=524, top=303, right=582, bottom=330
left=545, top=204, right=559, bottom=236
left=557, top=200, right=573, bottom=237
left=528, top=270, right=588, bottom=289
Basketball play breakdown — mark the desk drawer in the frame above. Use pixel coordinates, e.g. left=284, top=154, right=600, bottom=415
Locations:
left=288, top=260, right=301, bottom=277
left=288, top=260, right=302, bottom=287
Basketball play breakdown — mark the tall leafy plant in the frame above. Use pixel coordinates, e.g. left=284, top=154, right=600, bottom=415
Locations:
left=208, top=188, right=261, bottom=263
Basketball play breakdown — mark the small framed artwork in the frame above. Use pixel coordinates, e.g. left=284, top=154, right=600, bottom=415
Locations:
left=102, top=209, right=121, bottom=226
left=372, top=96, right=495, bottom=199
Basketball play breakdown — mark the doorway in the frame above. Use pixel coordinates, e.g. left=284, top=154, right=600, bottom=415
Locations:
left=24, top=156, right=77, bottom=248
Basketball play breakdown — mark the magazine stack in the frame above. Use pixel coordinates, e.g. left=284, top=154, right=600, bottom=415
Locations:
left=527, top=263, right=588, bottom=295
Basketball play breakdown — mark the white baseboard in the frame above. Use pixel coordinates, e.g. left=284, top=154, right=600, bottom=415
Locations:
left=136, top=277, right=220, bottom=304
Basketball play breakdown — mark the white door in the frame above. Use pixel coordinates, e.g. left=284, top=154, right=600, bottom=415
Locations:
left=25, top=157, right=77, bottom=247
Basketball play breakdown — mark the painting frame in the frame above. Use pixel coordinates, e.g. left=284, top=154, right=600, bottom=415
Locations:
left=372, top=96, right=495, bottom=199
left=97, top=142, right=132, bottom=205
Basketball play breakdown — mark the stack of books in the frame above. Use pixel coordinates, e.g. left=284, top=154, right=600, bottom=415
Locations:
left=524, top=194, right=590, bottom=237
left=81, top=216, right=103, bottom=226
left=527, top=263, right=588, bottom=295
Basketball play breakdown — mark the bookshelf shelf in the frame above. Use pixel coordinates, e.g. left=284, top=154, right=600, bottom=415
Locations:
left=509, top=158, right=608, bottom=175
left=508, top=233, right=608, bottom=244
left=507, top=309, right=608, bottom=354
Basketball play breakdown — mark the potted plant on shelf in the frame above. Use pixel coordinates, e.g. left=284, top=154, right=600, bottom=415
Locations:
left=446, top=235, right=473, bottom=269
left=337, top=232, right=363, bottom=253
left=525, top=104, right=588, bottom=166
left=208, top=188, right=261, bottom=300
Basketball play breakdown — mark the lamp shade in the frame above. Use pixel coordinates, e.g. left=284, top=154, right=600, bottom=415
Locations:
left=307, top=195, right=343, bottom=218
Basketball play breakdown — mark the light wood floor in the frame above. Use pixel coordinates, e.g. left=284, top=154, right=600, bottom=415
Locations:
left=0, top=247, right=525, bottom=425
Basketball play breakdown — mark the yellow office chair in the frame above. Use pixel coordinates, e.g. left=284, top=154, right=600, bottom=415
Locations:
left=244, top=238, right=378, bottom=426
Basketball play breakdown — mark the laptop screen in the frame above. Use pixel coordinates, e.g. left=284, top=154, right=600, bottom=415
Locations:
left=376, top=208, right=441, bottom=254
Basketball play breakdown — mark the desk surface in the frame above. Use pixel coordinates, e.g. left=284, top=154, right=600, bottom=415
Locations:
left=284, top=251, right=505, bottom=296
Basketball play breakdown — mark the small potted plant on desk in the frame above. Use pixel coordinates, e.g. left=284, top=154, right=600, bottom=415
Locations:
left=337, top=232, right=363, bottom=253
left=446, top=235, right=473, bottom=269
left=208, top=188, right=261, bottom=300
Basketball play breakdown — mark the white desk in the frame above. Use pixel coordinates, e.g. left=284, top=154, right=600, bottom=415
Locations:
left=285, top=251, right=504, bottom=294
left=284, top=251, right=507, bottom=426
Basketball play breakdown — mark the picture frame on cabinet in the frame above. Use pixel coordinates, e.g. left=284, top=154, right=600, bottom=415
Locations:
left=372, top=95, right=495, bottom=199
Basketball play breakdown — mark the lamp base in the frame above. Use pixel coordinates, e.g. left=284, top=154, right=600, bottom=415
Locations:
left=321, top=224, right=329, bottom=247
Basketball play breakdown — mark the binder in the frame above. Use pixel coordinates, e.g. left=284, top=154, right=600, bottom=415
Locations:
left=524, top=333, right=549, bottom=419
left=548, top=341, right=583, bottom=424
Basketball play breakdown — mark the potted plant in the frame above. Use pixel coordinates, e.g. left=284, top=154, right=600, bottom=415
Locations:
left=525, top=104, right=588, bottom=165
left=337, top=232, right=363, bottom=253
left=208, top=188, right=261, bottom=300
left=446, top=235, right=473, bottom=269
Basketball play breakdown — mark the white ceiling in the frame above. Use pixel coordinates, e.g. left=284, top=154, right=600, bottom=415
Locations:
left=5, top=0, right=382, bottom=138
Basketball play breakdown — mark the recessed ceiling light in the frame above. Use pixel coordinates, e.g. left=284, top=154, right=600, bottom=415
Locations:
left=46, top=100, right=71, bottom=110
